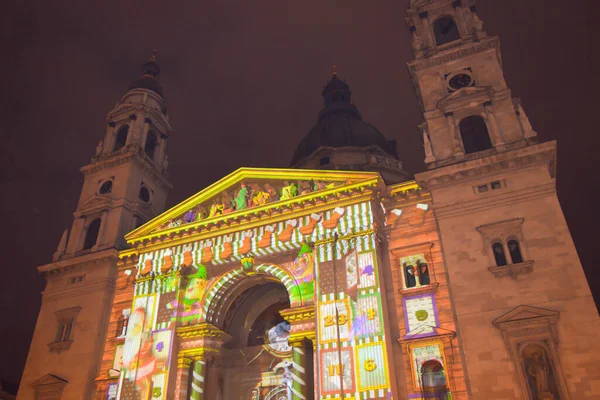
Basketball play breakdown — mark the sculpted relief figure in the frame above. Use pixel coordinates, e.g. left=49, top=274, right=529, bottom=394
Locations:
left=523, top=344, right=558, bottom=400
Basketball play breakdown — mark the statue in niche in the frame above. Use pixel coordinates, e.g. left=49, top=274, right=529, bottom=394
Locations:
left=522, top=344, right=559, bottom=400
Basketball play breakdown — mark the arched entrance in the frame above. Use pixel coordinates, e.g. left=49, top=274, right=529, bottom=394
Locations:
left=197, top=266, right=314, bottom=400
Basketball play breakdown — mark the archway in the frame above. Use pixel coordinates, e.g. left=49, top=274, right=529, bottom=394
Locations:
left=198, top=266, right=313, bottom=399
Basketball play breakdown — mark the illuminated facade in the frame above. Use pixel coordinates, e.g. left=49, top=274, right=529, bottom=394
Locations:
left=18, top=1, right=600, bottom=400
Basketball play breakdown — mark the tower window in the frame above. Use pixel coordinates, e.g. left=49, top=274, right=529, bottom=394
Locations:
left=139, top=186, right=151, bottom=203
left=113, top=126, right=129, bottom=152
left=320, top=156, right=331, bottom=165
left=144, top=131, right=158, bottom=160
left=492, top=241, right=507, bottom=266
left=98, top=180, right=113, bottom=195
left=433, top=16, right=460, bottom=45
left=83, top=218, right=101, bottom=250
left=460, top=115, right=493, bottom=154
left=52, top=307, right=81, bottom=346
left=508, top=239, right=524, bottom=263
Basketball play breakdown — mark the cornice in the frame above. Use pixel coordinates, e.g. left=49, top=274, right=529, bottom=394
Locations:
left=128, top=176, right=381, bottom=248
left=408, top=36, right=500, bottom=73
left=415, top=141, right=556, bottom=191
left=133, top=191, right=376, bottom=254
left=83, top=146, right=172, bottom=191
left=39, top=248, right=119, bottom=275
left=280, top=305, right=316, bottom=323
left=433, top=182, right=556, bottom=219
left=42, top=276, right=116, bottom=302
left=106, top=103, right=171, bottom=134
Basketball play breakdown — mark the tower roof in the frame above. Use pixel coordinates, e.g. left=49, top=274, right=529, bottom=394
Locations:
left=128, top=51, right=164, bottom=98
left=290, top=74, right=397, bottom=166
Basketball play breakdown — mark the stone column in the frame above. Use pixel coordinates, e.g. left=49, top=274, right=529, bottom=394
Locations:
left=142, top=117, right=152, bottom=154
left=445, top=112, right=464, bottom=156
left=189, top=354, right=207, bottom=400
left=419, top=12, right=433, bottom=48
left=126, top=114, right=138, bottom=147
left=173, top=356, right=192, bottom=400
left=452, top=1, right=468, bottom=38
left=483, top=101, right=505, bottom=146
left=290, top=339, right=309, bottom=400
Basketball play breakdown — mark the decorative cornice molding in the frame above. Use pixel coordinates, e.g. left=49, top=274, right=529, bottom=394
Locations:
left=488, top=260, right=534, bottom=279
left=83, top=146, right=172, bottom=191
left=39, top=249, right=119, bottom=275
left=415, top=141, right=556, bottom=192
left=106, top=103, right=171, bottom=134
left=408, top=36, right=500, bottom=72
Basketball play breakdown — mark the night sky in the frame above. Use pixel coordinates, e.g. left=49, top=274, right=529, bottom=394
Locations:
left=1, top=0, right=599, bottom=390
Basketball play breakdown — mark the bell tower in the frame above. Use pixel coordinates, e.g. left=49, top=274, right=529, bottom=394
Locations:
left=410, top=1, right=600, bottom=399
left=406, top=0, right=537, bottom=167
left=17, top=54, right=172, bottom=400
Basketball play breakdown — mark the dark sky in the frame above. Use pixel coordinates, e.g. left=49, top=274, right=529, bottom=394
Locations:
left=1, top=0, right=599, bottom=389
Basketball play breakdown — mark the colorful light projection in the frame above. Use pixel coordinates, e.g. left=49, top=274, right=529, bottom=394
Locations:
left=408, top=342, right=450, bottom=395
left=154, top=179, right=340, bottom=232
left=288, top=243, right=315, bottom=304
left=267, top=321, right=292, bottom=353
left=117, top=288, right=177, bottom=399
left=316, top=216, right=393, bottom=399
left=400, top=254, right=431, bottom=289
left=107, top=383, right=118, bottom=400
left=403, top=294, right=439, bottom=338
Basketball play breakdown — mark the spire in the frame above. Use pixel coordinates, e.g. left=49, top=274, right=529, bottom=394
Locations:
left=128, top=50, right=164, bottom=97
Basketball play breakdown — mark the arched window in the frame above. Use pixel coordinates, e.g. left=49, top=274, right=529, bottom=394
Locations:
left=113, top=126, right=129, bottom=152
left=421, top=360, right=446, bottom=389
left=492, top=242, right=507, bottom=266
left=433, top=16, right=460, bottom=45
left=139, top=186, right=151, bottom=203
left=508, top=239, right=523, bottom=263
left=460, top=116, right=493, bottom=154
left=144, top=131, right=158, bottom=159
left=83, top=218, right=101, bottom=250
left=404, top=262, right=417, bottom=288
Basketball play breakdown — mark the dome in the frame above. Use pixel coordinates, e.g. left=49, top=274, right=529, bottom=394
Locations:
left=290, top=75, right=398, bottom=166
left=128, top=52, right=164, bottom=98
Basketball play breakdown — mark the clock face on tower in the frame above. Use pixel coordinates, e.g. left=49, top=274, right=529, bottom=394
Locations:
left=448, top=73, right=473, bottom=90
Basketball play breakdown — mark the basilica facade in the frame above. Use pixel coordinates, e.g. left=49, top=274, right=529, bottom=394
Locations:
left=17, top=1, right=600, bottom=400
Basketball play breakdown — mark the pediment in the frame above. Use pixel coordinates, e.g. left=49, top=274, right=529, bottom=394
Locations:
left=30, top=374, right=68, bottom=388
left=493, top=305, right=559, bottom=327
left=437, top=86, right=492, bottom=111
left=77, top=194, right=114, bottom=213
left=126, top=167, right=380, bottom=241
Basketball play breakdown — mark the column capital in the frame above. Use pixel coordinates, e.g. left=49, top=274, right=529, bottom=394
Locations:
left=177, top=356, right=193, bottom=369
left=177, top=323, right=231, bottom=342
left=289, top=330, right=316, bottom=347
left=280, top=305, right=315, bottom=323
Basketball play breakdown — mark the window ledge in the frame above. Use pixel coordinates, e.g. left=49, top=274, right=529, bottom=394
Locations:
left=488, top=260, right=535, bottom=279
left=48, top=340, right=73, bottom=354
left=399, top=283, right=439, bottom=297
